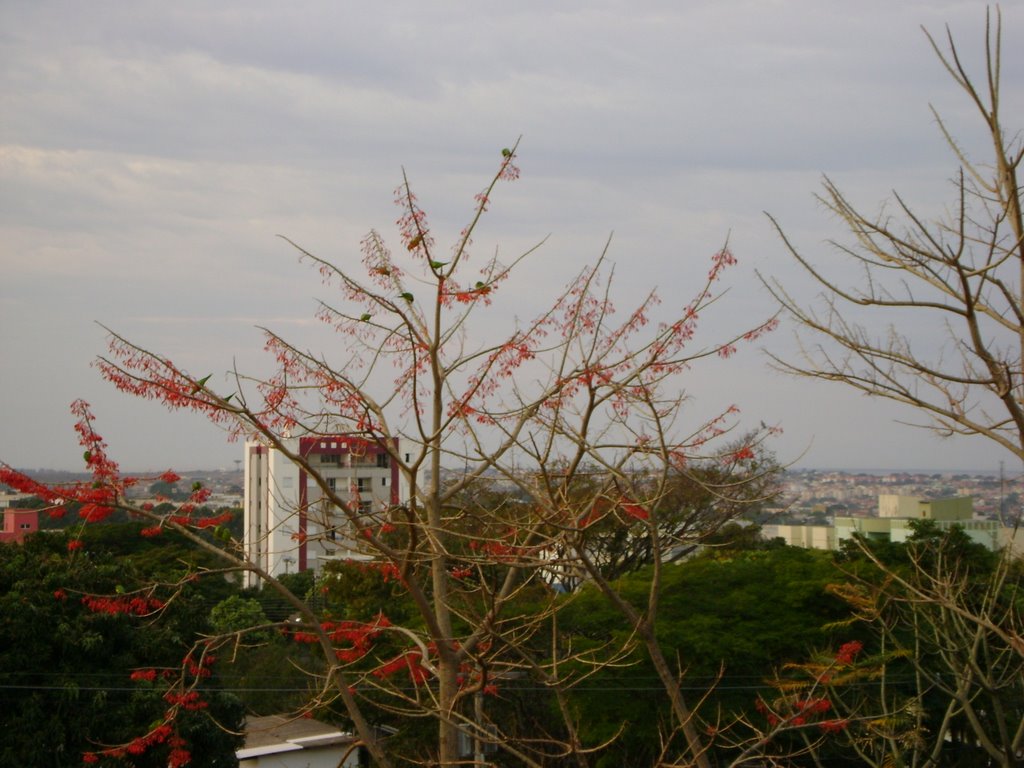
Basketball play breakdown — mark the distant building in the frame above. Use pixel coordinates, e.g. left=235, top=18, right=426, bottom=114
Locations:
left=243, top=436, right=418, bottom=587
left=0, top=508, right=38, bottom=544
left=765, top=523, right=834, bottom=550
left=766, top=494, right=1006, bottom=553
left=835, top=494, right=1000, bottom=550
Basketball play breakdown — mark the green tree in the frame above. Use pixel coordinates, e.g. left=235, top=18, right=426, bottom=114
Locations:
left=560, top=547, right=848, bottom=767
left=0, top=532, right=244, bottom=767
left=210, top=595, right=272, bottom=639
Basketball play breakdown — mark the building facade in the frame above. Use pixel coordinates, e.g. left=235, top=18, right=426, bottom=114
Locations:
left=0, top=508, right=39, bottom=544
left=834, top=494, right=1001, bottom=550
left=243, top=436, right=417, bottom=587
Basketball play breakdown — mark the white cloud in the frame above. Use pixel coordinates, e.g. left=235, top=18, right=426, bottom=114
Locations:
left=0, top=0, right=1019, bottom=471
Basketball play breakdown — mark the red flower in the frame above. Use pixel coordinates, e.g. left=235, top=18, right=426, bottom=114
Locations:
left=835, top=640, right=863, bottom=665
left=67, top=539, right=84, bottom=552
left=168, top=747, right=192, bottom=768
left=819, top=719, right=849, bottom=733
left=619, top=498, right=649, bottom=521
left=731, top=445, right=755, bottom=461
left=54, top=589, right=67, bottom=601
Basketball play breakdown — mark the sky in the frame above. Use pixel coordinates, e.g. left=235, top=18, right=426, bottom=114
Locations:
left=2, top=1, right=1023, bottom=473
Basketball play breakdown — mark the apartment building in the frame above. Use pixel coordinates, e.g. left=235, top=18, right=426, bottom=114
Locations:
left=243, top=435, right=417, bottom=587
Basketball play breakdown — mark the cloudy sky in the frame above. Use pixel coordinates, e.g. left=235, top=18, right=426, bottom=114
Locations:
left=2, top=1, right=1022, bottom=473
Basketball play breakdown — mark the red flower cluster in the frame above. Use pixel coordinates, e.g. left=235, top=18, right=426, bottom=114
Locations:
left=193, top=511, right=232, bottom=529
left=184, top=652, right=216, bottom=680
left=730, top=445, right=755, bottom=462
left=835, top=640, right=863, bottom=666
left=82, top=722, right=187, bottom=766
left=793, top=697, right=831, bottom=715
left=374, top=650, right=430, bottom=685
left=164, top=690, right=207, bottom=711
left=756, top=695, right=836, bottom=731
left=81, top=593, right=165, bottom=616
left=579, top=496, right=649, bottom=528
left=130, top=668, right=158, bottom=682
left=288, top=614, right=391, bottom=664
left=818, top=719, right=849, bottom=733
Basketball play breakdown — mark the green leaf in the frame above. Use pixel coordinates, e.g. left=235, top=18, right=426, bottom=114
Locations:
left=501, top=148, right=512, bottom=157
left=190, top=373, right=212, bottom=394
left=360, top=313, right=372, bottom=322
left=399, top=292, right=414, bottom=303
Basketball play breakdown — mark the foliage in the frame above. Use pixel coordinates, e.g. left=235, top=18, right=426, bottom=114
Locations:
left=210, top=595, right=272, bottom=639
left=0, top=532, right=243, bottom=767
left=561, top=547, right=848, bottom=766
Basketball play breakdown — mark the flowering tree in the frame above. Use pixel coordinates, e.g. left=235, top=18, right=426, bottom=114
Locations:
left=1, top=143, right=778, bottom=766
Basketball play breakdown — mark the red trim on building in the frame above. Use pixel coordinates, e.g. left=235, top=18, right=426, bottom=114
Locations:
left=297, top=466, right=309, bottom=572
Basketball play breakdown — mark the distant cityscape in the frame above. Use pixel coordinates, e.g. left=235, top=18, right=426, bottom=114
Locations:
left=10, top=464, right=1023, bottom=525
left=776, top=467, right=1022, bottom=524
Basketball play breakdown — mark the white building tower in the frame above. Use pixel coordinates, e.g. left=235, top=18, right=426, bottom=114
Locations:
left=243, top=435, right=417, bottom=587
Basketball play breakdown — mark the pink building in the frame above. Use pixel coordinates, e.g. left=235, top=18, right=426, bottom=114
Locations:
left=0, top=508, right=39, bottom=544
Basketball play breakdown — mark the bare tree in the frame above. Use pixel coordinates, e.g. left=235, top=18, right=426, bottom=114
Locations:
left=761, top=10, right=1024, bottom=766
left=763, top=7, right=1024, bottom=462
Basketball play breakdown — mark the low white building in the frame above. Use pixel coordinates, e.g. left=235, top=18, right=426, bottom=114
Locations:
left=834, top=494, right=1001, bottom=550
left=766, top=495, right=1008, bottom=553
left=237, top=715, right=366, bottom=768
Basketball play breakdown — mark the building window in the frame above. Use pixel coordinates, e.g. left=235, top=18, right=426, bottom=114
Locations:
left=327, top=478, right=337, bottom=491
left=356, top=478, right=370, bottom=492
left=377, top=453, right=389, bottom=468
left=321, top=454, right=340, bottom=465
left=381, top=477, right=387, bottom=487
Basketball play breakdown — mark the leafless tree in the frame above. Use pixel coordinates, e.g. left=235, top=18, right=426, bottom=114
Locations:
left=763, top=7, right=1024, bottom=463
